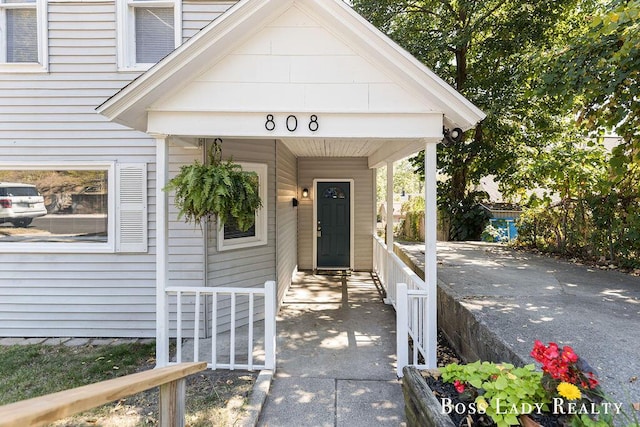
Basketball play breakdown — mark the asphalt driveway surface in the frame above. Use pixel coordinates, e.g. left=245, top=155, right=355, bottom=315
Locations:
left=403, top=241, right=640, bottom=407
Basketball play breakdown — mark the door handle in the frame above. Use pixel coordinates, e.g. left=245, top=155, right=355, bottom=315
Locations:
left=317, top=230, right=322, bottom=238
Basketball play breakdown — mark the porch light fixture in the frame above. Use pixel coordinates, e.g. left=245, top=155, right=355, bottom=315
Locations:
left=443, top=127, right=463, bottom=145
left=302, top=188, right=309, bottom=198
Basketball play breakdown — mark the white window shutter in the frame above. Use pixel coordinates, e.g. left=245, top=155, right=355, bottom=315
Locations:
left=116, top=163, right=148, bottom=253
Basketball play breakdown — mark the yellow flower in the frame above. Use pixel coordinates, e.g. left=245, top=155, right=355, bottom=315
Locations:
left=476, top=397, right=489, bottom=412
left=557, top=382, right=582, bottom=400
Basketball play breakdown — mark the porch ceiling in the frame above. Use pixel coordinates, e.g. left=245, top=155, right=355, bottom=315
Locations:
left=282, top=138, right=394, bottom=157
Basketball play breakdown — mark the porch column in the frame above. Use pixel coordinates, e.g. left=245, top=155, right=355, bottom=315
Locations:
left=424, top=141, right=438, bottom=368
left=154, top=134, right=170, bottom=367
left=385, top=161, right=394, bottom=304
left=386, top=161, right=394, bottom=248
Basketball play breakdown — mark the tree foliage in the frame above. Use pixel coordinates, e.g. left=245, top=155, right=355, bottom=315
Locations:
left=540, top=0, right=640, bottom=171
left=353, top=0, right=579, bottom=240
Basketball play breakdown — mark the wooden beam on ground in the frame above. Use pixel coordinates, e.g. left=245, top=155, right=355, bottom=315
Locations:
left=0, top=362, right=207, bottom=427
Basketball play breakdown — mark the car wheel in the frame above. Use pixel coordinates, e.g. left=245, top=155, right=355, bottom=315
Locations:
left=13, top=218, right=33, bottom=228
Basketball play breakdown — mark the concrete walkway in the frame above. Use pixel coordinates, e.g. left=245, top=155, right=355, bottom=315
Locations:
left=257, top=271, right=406, bottom=427
left=397, top=240, right=640, bottom=407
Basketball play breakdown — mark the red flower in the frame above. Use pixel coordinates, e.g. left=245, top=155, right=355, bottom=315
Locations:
left=530, top=341, right=601, bottom=393
left=544, top=342, right=560, bottom=360
left=531, top=340, right=547, bottom=362
left=454, top=380, right=466, bottom=393
left=561, top=346, right=579, bottom=363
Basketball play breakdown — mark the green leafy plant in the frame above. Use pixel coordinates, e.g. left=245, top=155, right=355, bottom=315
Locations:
left=440, top=361, right=547, bottom=427
left=440, top=342, right=638, bottom=427
left=164, top=142, right=262, bottom=231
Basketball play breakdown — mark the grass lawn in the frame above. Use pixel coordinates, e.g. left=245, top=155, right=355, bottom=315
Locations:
left=0, top=341, right=256, bottom=426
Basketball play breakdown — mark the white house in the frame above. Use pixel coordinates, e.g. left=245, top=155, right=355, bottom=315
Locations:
left=0, top=0, right=484, bottom=368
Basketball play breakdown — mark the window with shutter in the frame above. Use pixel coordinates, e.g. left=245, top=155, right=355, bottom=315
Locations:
left=0, top=0, right=47, bottom=71
left=0, top=162, right=115, bottom=253
left=117, top=0, right=181, bottom=70
left=0, top=162, right=148, bottom=254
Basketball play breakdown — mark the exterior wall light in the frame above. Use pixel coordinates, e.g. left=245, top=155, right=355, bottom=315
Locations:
left=302, top=188, right=309, bottom=198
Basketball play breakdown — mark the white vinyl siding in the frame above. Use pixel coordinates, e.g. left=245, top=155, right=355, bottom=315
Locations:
left=297, top=157, right=374, bottom=271
left=0, top=1, right=156, bottom=338
left=167, top=142, right=205, bottom=289
left=181, top=1, right=234, bottom=41
left=275, top=140, right=297, bottom=306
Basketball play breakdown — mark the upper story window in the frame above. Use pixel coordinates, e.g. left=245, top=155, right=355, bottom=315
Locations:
left=0, top=0, right=47, bottom=72
left=117, top=0, right=182, bottom=71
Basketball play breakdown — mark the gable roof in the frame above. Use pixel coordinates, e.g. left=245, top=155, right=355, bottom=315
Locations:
left=97, top=0, right=485, bottom=134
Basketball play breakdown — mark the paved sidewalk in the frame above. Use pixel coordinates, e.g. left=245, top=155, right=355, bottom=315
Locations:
left=397, top=240, right=640, bottom=406
left=257, top=271, right=406, bottom=427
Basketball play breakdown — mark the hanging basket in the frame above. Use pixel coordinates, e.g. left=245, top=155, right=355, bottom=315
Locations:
left=163, top=141, right=262, bottom=231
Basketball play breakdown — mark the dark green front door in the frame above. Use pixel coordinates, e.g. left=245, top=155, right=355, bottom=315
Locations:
left=317, top=181, right=350, bottom=268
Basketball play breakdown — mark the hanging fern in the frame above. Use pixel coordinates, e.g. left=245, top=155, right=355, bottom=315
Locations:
left=163, top=141, right=262, bottom=231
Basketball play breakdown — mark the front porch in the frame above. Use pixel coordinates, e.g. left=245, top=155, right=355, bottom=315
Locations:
left=171, top=269, right=411, bottom=425
left=166, top=234, right=432, bottom=377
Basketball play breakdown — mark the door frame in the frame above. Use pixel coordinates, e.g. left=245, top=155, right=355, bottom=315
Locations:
left=312, top=178, right=355, bottom=270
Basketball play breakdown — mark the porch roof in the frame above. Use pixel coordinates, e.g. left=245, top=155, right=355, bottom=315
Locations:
left=97, top=0, right=485, bottom=165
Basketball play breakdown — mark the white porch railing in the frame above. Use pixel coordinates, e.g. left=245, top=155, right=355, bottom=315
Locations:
left=373, top=235, right=431, bottom=377
left=165, top=281, right=276, bottom=372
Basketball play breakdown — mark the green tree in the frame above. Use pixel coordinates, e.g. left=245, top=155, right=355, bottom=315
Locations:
left=376, top=159, right=425, bottom=203
left=540, top=0, right=640, bottom=175
left=353, top=0, right=583, bottom=240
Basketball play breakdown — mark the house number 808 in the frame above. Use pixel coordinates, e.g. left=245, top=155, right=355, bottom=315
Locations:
left=265, top=114, right=319, bottom=132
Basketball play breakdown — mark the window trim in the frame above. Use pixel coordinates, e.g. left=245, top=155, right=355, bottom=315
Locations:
left=0, top=161, right=116, bottom=253
left=217, top=162, right=268, bottom=252
left=0, top=0, right=48, bottom=72
left=116, top=0, right=182, bottom=71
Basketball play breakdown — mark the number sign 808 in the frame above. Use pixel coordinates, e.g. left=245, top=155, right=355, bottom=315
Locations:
left=265, top=114, right=319, bottom=132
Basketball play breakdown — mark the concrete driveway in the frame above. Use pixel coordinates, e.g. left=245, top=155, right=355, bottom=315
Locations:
left=399, top=241, right=640, bottom=408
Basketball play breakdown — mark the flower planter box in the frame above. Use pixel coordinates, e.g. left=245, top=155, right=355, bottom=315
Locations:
left=402, top=366, right=456, bottom=427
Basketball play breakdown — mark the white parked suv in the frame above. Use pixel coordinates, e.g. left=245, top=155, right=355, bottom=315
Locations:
left=0, top=183, right=48, bottom=228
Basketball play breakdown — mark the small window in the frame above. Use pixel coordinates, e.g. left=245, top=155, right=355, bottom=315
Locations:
left=322, top=186, right=346, bottom=199
left=117, top=0, right=181, bottom=70
left=218, top=163, right=267, bottom=252
left=0, top=0, right=47, bottom=72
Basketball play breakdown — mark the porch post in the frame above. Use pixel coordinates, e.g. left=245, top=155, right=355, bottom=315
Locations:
left=385, top=161, right=394, bottom=304
left=155, top=134, right=170, bottom=367
left=386, top=161, right=394, bottom=249
left=424, top=141, right=438, bottom=368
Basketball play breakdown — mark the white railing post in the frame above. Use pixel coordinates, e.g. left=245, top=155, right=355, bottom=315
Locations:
left=264, top=281, right=277, bottom=372
left=396, top=282, right=408, bottom=378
